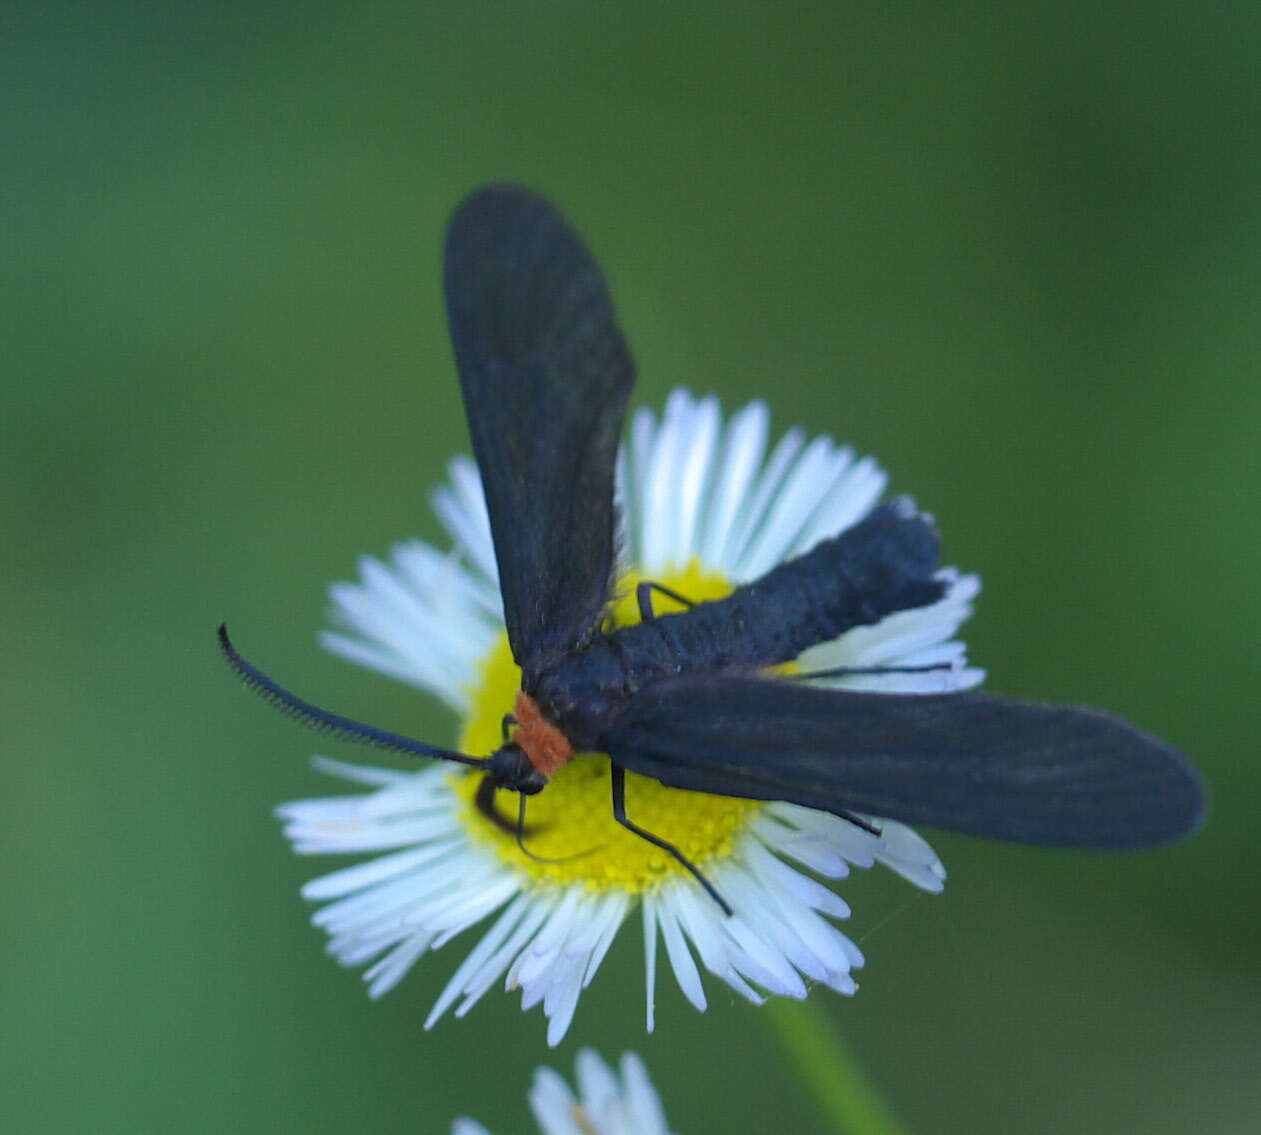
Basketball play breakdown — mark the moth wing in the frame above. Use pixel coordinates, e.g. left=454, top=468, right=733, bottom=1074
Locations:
left=444, top=185, right=634, bottom=682
left=603, top=674, right=1204, bottom=847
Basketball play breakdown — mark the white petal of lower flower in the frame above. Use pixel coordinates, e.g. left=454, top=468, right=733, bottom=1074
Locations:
left=452, top=1050, right=680, bottom=1135
left=528, top=1067, right=583, bottom=1135
left=616, top=1052, right=673, bottom=1135
left=574, top=1049, right=621, bottom=1121
left=451, top=1120, right=493, bottom=1135
left=277, top=389, right=984, bottom=1045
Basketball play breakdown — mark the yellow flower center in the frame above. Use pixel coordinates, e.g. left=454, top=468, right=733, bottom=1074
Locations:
left=452, top=561, right=762, bottom=892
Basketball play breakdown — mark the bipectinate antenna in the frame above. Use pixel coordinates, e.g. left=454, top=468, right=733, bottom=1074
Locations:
left=218, top=624, right=487, bottom=769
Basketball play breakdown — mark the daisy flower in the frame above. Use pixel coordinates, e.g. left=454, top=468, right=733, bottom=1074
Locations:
left=452, top=1049, right=675, bottom=1135
left=276, top=389, right=984, bottom=1045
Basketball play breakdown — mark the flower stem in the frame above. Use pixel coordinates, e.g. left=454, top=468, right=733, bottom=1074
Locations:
left=765, top=997, right=909, bottom=1135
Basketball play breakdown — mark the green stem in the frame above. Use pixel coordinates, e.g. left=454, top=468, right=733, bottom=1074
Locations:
left=764, top=997, right=909, bottom=1135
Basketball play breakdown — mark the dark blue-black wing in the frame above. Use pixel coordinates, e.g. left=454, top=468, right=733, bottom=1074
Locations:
left=444, top=186, right=634, bottom=684
left=603, top=675, right=1204, bottom=847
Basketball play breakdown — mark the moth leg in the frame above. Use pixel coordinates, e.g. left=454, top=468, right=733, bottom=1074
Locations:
left=833, top=810, right=883, bottom=837
left=512, top=793, right=602, bottom=864
left=500, top=713, right=518, bottom=742
left=636, top=580, right=696, bottom=622
left=789, top=661, right=954, bottom=681
left=610, top=763, right=732, bottom=916
left=513, top=793, right=543, bottom=859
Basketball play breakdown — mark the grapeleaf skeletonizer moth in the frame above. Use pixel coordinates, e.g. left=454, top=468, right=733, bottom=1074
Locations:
left=222, top=184, right=1204, bottom=914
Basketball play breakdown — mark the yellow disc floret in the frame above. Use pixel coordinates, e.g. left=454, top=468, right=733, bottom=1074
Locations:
left=453, top=561, right=762, bottom=891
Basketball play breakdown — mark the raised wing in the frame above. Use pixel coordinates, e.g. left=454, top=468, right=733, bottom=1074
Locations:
left=603, top=675, right=1205, bottom=847
left=444, top=185, right=634, bottom=683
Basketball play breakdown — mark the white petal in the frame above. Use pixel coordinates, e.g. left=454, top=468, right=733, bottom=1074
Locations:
left=622, top=405, right=659, bottom=567
left=717, top=965, right=766, bottom=1005
left=320, top=540, right=497, bottom=709
left=302, top=839, right=462, bottom=901
left=714, top=868, right=829, bottom=985
left=314, top=853, right=479, bottom=936
left=544, top=959, right=587, bottom=1047
left=697, top=399, right=770, bottom=570
left=720, top=912, right=807, bottom=998
left=364, top=930, right=436, bottom=998
left=791, top=455, right=888, bottom=554
left=529, top=1067, right=584, bottom=1135
left=574, top=1049, right=621, bottom=1119
left=519, top=887, right=585, bottom=973
left=724, top=425, right=805, bottom=578
left=394, top=534, right=500, bottom=619
left=409, top=870, right=520, bottom=932
left=871, top=820, right=948, bottom=893
left=736, top=435, right=846, bottom=574
left=276, top=774, right=447, bottom=824
left=432, top=455, right=498, bottom=587
left=642, top=897, right=658, bottom=1033
left=619, top=1051, right=671, bottom=1135
left=308, top=754, right=414, bottom=787
left=740, top=838, right=851, bottom=919
left=749, top=817, right=856, bottom=878
left=639, top=390, right=701, bottom=573
left=664, top=393, right=722, bottom=569
left=444, top=894, right=556, bottom=1023
left=656, top=894, right=706, bottom=1011
left=450, top=1119, right=494, bottom=1135
left=742, top=864, right=858, bottom=980
left=423, top=893, right=524, bottom=1025
left=285, top=813, right=463, bottom=855
left=579, top=891, right=631, bottom=988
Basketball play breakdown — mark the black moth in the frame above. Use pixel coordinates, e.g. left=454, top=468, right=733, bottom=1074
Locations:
left=222, top=184, right=1204, bottom=915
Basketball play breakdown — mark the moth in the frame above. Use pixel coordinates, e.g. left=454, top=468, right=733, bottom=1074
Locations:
left=222, top=185, right=1204, bottom=912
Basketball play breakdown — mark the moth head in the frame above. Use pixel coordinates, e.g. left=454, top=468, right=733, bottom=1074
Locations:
left=486, top=742, right=547, bottom=795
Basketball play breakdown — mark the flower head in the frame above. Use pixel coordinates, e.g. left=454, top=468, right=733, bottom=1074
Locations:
left=452, top=1049, right=675, bottom=1135
left=277, top=390, right=983, bottom=1045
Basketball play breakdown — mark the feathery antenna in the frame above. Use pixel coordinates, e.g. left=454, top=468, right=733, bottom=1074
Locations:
left=218, top=624, right=487, bottom=769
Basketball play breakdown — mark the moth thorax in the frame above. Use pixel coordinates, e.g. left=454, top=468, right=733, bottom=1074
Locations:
left=512, top=690, right=575, bottom=777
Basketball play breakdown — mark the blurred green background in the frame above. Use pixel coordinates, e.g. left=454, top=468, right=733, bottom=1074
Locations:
left=5, top=2, right=1258, bottom=1132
